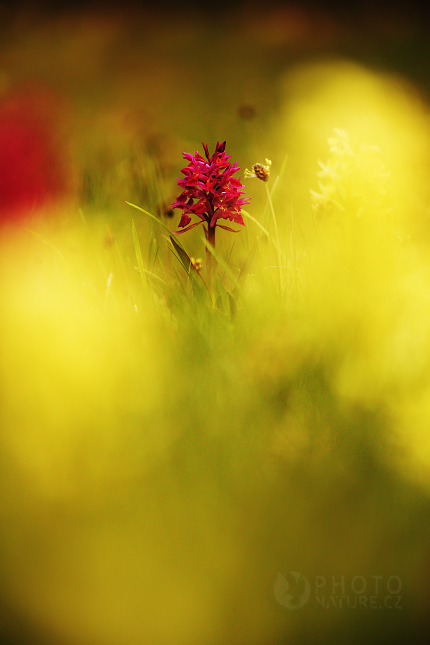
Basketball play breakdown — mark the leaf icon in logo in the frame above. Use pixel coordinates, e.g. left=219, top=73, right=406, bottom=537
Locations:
left=274, top=571, right=311, bottom=610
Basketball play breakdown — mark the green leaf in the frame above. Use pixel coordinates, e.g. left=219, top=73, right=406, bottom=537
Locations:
left=168, top=235, right=210, bottom=296
left=169, top=234, right=193, bottom=273
left=169, top=235, right=201, bottom=286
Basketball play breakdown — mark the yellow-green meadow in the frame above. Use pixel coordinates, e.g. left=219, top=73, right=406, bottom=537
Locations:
left=1, top=4, right=430, bottom=644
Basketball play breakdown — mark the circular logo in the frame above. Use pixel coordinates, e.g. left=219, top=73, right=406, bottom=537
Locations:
left=274, top=571, right=311, bottom=610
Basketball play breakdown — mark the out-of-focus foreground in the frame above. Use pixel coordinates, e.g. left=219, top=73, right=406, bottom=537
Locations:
left=1, top=3, right=430, bottom=644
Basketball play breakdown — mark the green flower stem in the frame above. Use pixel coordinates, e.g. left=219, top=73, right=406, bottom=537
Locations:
left=206, top=224, right=216, bottom=293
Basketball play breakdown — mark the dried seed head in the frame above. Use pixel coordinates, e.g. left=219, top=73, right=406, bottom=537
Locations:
left=190, top=257, right=202, bottom=271
left=245, top=159, right=271, bottom=182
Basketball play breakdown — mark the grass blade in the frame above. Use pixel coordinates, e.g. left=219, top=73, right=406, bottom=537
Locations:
left=25, top=228, right=70, bottom=275
left=270, top=151, right=289, bottom=202
left=241, top=209, right=281, bottom=254
left=202, top=237, right=244, bottom=298
left=126, top=201, right=173, bottom=236
left=131, top=219, right=146, bottom=289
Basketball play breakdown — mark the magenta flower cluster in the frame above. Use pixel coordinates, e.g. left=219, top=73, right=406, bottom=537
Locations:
left=172, top=141, right=250, bottom=235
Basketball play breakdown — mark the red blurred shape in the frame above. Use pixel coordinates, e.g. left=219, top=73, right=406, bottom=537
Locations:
left=0, top=86, right=69, bottom=224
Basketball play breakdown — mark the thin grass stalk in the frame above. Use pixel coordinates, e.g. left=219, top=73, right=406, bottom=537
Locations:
left=264, top=182, right=283, bottom=294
